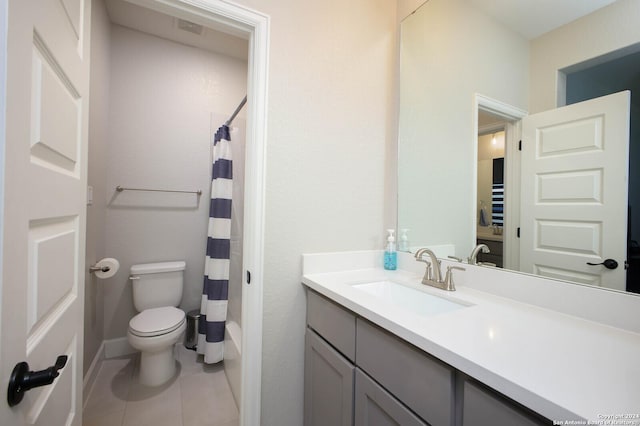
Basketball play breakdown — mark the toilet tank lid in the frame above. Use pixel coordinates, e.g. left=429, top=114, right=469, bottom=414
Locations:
left=130, top=261, right=186, bottom=275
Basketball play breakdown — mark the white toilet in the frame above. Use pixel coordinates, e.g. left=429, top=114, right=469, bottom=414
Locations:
left=127, top=261, right=187, bottom=387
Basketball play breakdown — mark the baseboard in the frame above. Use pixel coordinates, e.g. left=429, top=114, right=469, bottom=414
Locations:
left=104, top=337, right=137, bottom=358
left=83, top=341, right=105, bottom=409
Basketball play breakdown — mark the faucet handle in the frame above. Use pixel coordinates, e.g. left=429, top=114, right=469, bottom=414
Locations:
left=443, top=266, right=465, bottom=291
left=447, top=255, right=463, bottom=262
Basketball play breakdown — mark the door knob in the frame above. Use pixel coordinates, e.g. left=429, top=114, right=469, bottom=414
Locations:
left=7, top=355, right=68, bottom=407
left=586, top=259, right=618, bottom=270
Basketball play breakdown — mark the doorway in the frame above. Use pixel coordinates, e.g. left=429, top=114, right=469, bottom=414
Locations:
left=85, top=1, right=267, bottom=424
left=0, top=0, right=267, bottom=425
left=474, top=95, right=527, bottom=271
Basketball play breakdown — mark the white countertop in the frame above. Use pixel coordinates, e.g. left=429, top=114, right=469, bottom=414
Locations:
left=302, top=267, right=640, bottom=424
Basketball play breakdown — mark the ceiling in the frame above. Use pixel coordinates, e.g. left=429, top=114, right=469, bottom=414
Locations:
left=467, top=0, right=618, bottom=39
left=105, top=0, right=249, bottom=61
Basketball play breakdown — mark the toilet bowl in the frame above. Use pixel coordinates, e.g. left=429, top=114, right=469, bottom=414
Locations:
left=126, top=261, right=186, bottom=387
left=128, top=306, right=186, bottom=386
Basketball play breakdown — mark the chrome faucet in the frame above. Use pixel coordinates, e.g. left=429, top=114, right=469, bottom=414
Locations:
left=414, top=248, right=464, bottom=291
left=415, top=248, right=442, bottom=282
left=468, top=243, right=490, bottom=265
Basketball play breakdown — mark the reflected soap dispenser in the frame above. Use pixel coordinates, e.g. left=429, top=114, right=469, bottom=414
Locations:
left=398, top=228, right=410, bottom=252
left=384, top=229, right=397, bottom=270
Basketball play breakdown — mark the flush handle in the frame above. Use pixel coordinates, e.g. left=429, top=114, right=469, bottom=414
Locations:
left=7, top=355, right=68, bottom=407
left=586, top=259, right=618, bottom=270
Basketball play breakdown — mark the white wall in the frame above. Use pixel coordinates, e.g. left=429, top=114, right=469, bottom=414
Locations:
left=103, top=25, right=247, bottom=340
left=397, top=0, right=529, bottom=257
left=530, top=0, right=640, bottom=113
left=84, top=0, right=111, bottom=374
left=228, top=0, right=397, bottom=424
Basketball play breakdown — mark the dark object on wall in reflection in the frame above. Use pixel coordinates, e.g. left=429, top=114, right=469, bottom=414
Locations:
left=627, top=240, right=640, bottom=294
left=491, top=158, right=504, bottom=227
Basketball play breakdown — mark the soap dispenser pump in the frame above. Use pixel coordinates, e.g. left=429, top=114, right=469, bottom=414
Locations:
left=384, top=229, right=397, bottom=270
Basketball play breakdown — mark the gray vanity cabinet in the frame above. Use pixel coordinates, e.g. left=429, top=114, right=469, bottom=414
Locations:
left=306, top=290, right=356, bottom=362
left=304, top=329, right=354, bottom=426
left=356, top=319, right=454, bottom=426
left=461, top=380, right=546, bottom=426
left=354, top=368, right=427, bottom=426
left=304, top=289, right=551, bottom=426
left=305, top=290, right=357, bottom=426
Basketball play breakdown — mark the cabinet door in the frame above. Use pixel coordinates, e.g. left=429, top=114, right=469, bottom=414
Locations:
left=307, top=290, right=356, bottom=361
left=356, top=319, right=454, bottom=426
left=462, top=380, right=548, bottom=426
left=355, top=369, right=427, bottom=426
left=305, top=329, right=355, bottom=426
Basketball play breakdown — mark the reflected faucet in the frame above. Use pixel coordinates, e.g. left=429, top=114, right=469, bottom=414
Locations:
left=469, top=243, right=490, bottom=265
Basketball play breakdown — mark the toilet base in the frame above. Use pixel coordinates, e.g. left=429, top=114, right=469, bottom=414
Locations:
left=139, top=345, right=176, bottom=387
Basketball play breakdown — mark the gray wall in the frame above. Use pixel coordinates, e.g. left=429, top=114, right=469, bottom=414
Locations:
left=102, top=25, right=248, bottom=340
left=84, top=0, right=111, bottom=375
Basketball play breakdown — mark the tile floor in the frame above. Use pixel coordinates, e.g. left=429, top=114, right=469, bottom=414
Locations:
left=83, top=345, right=239, bottom=426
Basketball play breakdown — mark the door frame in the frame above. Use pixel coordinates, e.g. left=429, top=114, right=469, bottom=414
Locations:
left=0, top=3, right=6, bottom=416
left=0, top=0, right=267, bottom=424
left=125, top=2, right=271, bottom=425
left=473, top=94, right=527, bottom=270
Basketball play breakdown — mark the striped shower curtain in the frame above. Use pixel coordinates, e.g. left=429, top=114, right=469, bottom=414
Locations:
left=198, top=124, right=233, bottom=364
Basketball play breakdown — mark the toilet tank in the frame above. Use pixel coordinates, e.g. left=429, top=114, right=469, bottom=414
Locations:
left=130, top=261, right=185, bottom=312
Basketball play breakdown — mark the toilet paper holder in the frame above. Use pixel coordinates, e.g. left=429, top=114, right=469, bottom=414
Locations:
left=89, top=265, right=111, bottom=273
left=89, top=258, right=120, bottom=279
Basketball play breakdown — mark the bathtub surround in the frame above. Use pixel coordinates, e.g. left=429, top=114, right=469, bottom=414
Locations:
left=224, top=320, right=242, bottom=407
left=199, top=124, right=234, bottom=364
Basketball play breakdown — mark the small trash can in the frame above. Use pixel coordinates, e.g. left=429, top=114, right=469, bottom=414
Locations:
left=185, top=309, right=200, bottom=350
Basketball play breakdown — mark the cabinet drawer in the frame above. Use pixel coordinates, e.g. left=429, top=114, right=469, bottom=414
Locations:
left=307, top=290, right=356, bottom=361
left=463, top=380, right=548, bottom=426
left=305, top=329, right=354, bottom=426
left=355, top=368, right=427, bottom=426
left=356, top=319, right=454, bottom=426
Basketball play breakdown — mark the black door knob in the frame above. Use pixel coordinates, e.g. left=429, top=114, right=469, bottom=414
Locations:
left=586, top=259, right=619, bottom=270
left=7, top=355, right=68, bottom=407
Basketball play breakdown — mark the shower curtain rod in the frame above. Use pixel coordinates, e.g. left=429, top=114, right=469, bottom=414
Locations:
left=225, top=95, right=247, bottom=126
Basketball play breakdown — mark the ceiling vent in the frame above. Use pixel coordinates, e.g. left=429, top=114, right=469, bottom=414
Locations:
left=177, top=19, right=204, bottom=36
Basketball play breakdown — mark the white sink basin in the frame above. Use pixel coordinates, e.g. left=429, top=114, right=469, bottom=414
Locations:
left=352, top=280, right=468, bottom=316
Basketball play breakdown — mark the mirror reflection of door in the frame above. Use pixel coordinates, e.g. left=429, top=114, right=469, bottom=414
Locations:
left=520, top=91, right=630, bottom=292
left=563, top=51, right=640, bottom=294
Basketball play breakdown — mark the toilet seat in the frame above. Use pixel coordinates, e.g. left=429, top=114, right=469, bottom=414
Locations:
left=129, top=306, right=186, bottom=338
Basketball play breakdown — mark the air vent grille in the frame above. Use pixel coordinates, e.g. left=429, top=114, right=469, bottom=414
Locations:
left=177, top=19, right=204, bottom=35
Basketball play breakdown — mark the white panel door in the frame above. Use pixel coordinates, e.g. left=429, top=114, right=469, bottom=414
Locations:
left=0, top=0, right=90, bottom=424
left=520, top=91, right=630, bottom=291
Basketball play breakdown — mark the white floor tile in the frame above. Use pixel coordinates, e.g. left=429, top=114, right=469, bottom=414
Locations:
left=83, top=409, right=125, bottom=426
left=83, top=357, right=134, bottom=421
left=83, top=346, right=238, bottom=426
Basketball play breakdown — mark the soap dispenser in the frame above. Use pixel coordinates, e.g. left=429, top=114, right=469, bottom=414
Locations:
left=384, top=229, right=397, bottom=270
